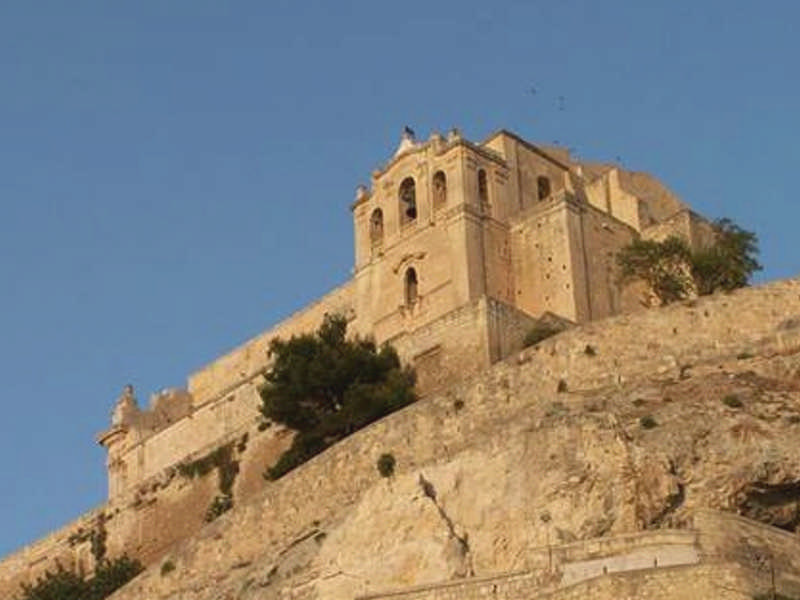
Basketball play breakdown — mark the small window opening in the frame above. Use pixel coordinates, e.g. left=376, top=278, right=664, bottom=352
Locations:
left=537, top=176, right=551, bottom=200
left=432, top=170, right=447, bottom=211
left=399, top=177, right=417, bottom=225
left=478, top=169, right=489, bottom=206
left=369, top=208, right=384, bottom=244
left=404, top=267, right=418, bottom=306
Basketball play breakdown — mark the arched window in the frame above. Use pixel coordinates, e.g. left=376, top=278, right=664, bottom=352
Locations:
left=432, top=170, right=447, bottom=211
left=478, top=169, right=489, bottom=207
left=404, top=267, right=418, bottom=306
left=369, top=208, right=384, bottom=244
left=399, top=177, right=417, bottom=225
left=537, top=176, right=551, bottom=200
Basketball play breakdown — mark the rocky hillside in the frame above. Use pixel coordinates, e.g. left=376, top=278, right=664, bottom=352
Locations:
left=107, top=279, right=800, bottom=600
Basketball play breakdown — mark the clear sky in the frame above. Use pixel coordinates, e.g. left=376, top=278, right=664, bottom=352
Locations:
left=1, top=0, right=798, bottom=558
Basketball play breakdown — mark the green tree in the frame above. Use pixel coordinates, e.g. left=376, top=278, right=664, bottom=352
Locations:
left=260, top=314, right=416, bottom=479
left=616, top=236, right=694, bottom=305
left=691, top=218, right=762, bottom=295
left=616, top=218, right=761, bottom=305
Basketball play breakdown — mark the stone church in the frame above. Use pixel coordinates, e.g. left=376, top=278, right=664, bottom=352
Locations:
left=1, top=127, right=741, bottom=600
left=98, top=127, right=711, bottom=500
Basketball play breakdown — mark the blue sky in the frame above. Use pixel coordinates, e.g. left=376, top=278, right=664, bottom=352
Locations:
left=1, top=1, right=798, bottom=558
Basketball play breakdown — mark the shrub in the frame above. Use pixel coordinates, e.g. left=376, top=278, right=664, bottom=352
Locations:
left=160, top=560, right=175, bottom=576
left=736, top=351, right=754, bottom=360
left=261, top=314, right=416, bottom=480
left=19, top=565, right=85, bottom=600
left=377, top=453, right=396, bottom=478
left=557, top=379, right=568, bottom=393
left=584, top=344, right=596, bottom=356
left=178, top=443, right=239, bottom=504
left=722, top=394, right=744, bottom=409
left=205, top=494, right=233, bottom=522
left=523, top=323, right=561, bottom=348
left=19, top=556, right=143, bottom=600
left=88, top=556, right=143, bottom=600
left=639, top=415, right=658, bottom=429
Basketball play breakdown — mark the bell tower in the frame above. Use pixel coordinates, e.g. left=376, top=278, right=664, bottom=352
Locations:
left=350, top=127, right=512, bottom=347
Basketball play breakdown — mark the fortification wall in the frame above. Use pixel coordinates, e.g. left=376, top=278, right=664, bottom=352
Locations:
left=0, top=507, right=107, bottom=599
left=106, top=281, right=355, bottom=494
left=391, top=297, right=497, bottom=395
left=358, top=512, right=800, bottom=599
left=104, top=277, right=800, bottom=600
left=389, top=296, right=537, bottom=395
left=357, top=563, right=756, bottom=600
left=187, top=281, right=356, bottom=406
left=113, top=384, right=263, bottom=490
left=695, top=509, right=800, bottom=584
left=6, top=277, right=800, bottom=599
left=0, top=417, right=292, bottom=599
left=0, top=290, right=527, bottom=597
left=524, top=277, right=800, bottom=393
left=542, top=564, right=755, bottom=600
left=358, top=530, right=702, bottom=598
left=484, top=296, right=539, bottom=362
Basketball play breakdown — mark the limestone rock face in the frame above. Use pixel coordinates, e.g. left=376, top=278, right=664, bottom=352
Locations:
left=101, top=284, right=800, bottom=600
left=308, top=366, right=800, bottom=599
left=107, top=352, right=800, bottom=600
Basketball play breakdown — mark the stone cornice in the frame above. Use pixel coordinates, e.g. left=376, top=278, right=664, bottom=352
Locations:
left=371, top=138, right=507, bottom=182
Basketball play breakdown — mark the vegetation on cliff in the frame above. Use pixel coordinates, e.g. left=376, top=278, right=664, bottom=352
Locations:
left=18, top=556, right=142, bottom=600
left=176, top=441, right=241, bottom=521
left=617, top=217, right=761, bottom=305
left=260, top=314, right=416, bottom=479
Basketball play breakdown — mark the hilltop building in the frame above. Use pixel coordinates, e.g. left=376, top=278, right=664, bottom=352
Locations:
left=7, top=127, right=800, bottom=600
left=97, top=127, right=712, bottom=500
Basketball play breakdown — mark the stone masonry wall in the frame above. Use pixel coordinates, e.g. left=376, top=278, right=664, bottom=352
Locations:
left=0, top=288, right=533, bottom=597
left=5, top=277, right=800, bottom=599
left=695, top=509, right=800, bottom=592
left=390, top=298, right=492, bottom=396
left=104, top=276, right=800, bottom=600
left=0, top=507, right=106, bottom=598
left=357, top=563, right=757, bottom=600
left=357, top=512, right=800, bottom=599
left=187, top=281, right=356, bottom=407
left=107, top=281, right=355, bottom=494
left=0, top=418, right=291, bottom=599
